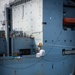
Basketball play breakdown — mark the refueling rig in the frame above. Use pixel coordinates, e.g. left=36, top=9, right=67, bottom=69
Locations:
left=0, top=0, right=75, bottom=75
